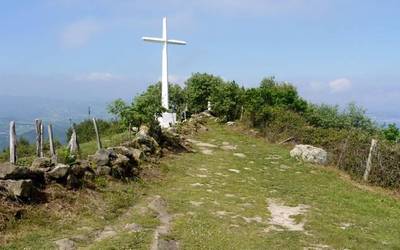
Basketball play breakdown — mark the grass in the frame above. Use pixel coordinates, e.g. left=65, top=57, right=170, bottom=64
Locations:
left=1, top=121, right=400, bottom=249
left=143, top=121, right=400, bottom=249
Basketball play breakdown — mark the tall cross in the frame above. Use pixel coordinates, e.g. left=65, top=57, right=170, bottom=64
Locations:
left=142, top=17, right=187, bottom=110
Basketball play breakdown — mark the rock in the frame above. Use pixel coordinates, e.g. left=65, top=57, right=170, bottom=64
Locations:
left=96, top=227, right=117, bottom=241
left=46, top=164, right=70, bottom=180
left=138, top=125, right=150, bottom=136
left=131, top=131, right=160, bottom=156
left=0, top=163, right=30, bottom=179
left=111, top=154, right=130, bottom=168
left=109, top=146, right=144, bottom=164
left=0, top=179, right=34, bottom=199
left=161, top=129, right=191, bottom=153
left=0, top=163, right=45, bottom=186
left=131, top=148, right=145, bottom=163
left=31, top=157, right=53, bottom=169
left=226, top=121, right=236, bottom=126
left=131, top=127, right=138, bottom=133
left=124, top=223, right=142, bottom=232
left=290, top=144, right=328, bottom=165
left=96, top=166, right=111, bottom=176
left=67, top=174, right=82, bottom=189
left=70, top=165, right=86, bottom=178
left=83, top=171, right=95, bottom=181
left=91, top=149, right=113, bottom=166
left=55, top=238, right=76, bottom=250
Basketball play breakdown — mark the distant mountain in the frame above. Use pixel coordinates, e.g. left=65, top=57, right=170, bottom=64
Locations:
left=0, top=95, right=111, bottom=150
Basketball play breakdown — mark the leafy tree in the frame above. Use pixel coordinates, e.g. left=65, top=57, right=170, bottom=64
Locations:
left=185, top=73, right=224, bottom=113
left=383, top=123, right=400, bottom=142
left=209, top=81, right=245, bottom=121
left=344, top=102, right=375, bottom=131
left=305, top=104, right=348, bottom=129
left=108, top=82, right=185, bottom=127
left=243, top=77, right=307, bottom=127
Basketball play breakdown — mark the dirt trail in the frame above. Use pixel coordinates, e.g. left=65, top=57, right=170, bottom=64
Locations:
left=148, top=196, right=178, bottom=250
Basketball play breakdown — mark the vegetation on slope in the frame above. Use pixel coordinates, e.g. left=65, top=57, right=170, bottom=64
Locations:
left=2, top=120, right=400, bottom=249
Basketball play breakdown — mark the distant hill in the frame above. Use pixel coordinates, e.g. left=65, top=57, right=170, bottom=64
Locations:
left=0, top=95, right=111, bottom=150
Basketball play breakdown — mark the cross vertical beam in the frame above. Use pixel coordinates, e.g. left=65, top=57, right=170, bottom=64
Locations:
left=142, top=17, right=187, bottom=112
left=162, top=17, right=169, bottom=109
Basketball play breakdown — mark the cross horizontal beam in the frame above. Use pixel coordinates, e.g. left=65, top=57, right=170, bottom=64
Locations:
left=142, top=37, right=187, bottom=45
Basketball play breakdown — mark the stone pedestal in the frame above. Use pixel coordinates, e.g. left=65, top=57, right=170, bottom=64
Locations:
left=158, top=112, right=177, bottom=128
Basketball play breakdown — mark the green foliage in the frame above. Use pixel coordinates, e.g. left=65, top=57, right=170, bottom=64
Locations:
left=209, top=81, right=245, bottom=121
left=243, top=77, right=307, bottom=127
left=66, top=119, right=123, bottom=144
left=305, top=102, right=376, bottom=132
left=382, top=123, right=400, bottom=142
left=185, top=73, right=225, bottom=113
left=57, top=147, right=76, bottom=165
left=108, top=82, right=185, bottom=127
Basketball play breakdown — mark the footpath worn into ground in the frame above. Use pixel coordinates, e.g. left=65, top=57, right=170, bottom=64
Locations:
left=2, top=121, right=400, bottom=249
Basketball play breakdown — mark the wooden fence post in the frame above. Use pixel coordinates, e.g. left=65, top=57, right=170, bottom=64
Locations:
left=9, top=121, right=17, bottom=164
left=48, top=124, right=57, bottom=162
left=363, top=139, right=378, bottom=182
left=92, top=118, right=102, bottom=150
left=68, top=125, right=79, bottom=154
left=35, top=119, right=43, bottom=157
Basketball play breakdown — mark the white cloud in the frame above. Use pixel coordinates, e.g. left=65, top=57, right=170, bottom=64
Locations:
left=76, top=72, right=121, bottom=82
left=329, top=78, right=352, bottom=93
left=61, top=19, right=102, bottom=48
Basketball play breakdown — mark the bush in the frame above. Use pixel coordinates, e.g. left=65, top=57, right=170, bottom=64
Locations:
left=382, top=123, right=400, bottom=142
left=305, top=103, right=376, bottom=132
left=109, top=82, right=185, bottom=127
left=243, top=78, right=307, bottom=127
left=185, top=73, right=224, bottom=114
left=209, top=81, right=245, bottom=121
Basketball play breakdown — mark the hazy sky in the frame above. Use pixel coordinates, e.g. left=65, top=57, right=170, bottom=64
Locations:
left=0, top=0, right=399, bottom=124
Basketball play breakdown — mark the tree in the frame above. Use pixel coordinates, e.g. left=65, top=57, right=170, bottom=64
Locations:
left=209, top=81, right=244, bottom=121
left=243, top=77, right=307, bottom=127
left=185, top=73, right=224, bottom=113
left=383, top=123, right=400, bottom=142
left=108, top=82, right=185, bottom=127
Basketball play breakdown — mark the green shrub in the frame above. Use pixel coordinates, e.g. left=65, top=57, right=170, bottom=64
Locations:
left=382, top=123, right=400, bottom=142
left=109, top=82, right=185, bottom=127
left=185, top=73, right=224, bottom=114
left=209, top=81, right=245, bottom=122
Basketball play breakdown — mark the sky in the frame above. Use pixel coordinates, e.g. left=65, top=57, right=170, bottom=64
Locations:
left=0, top=0, right=399, bottom=124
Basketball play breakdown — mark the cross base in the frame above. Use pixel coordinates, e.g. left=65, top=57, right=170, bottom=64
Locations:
left=158, top=112, right=177, bottom=128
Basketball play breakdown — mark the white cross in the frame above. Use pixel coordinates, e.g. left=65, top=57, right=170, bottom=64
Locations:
left=142, top=17, right=187, bottom=110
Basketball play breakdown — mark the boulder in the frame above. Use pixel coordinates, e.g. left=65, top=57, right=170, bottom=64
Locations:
left=31, top=157, right=53, bottom=169
left=131, top=131, right=160, bottom=156
left=91, top=149, right=114, bottom=166
left=160, top=129, right=191, bottom=153
left=66, top=174, right=81, bottom=189
left=46, top=164, right=70, bottom=180
left=0, top=179, right=34, bottom=199
left=70, top=162, right=94, bottom=179
left=131, top=148, right=145, bottom=163
left=96, top=166, right=111, bottom=176
left=108, top=146, right=144, bottom=165
left=0, top=163, right=30, bottom=179
left=111, top=154, right=130, bottom=168
left=0, top=163, right=45, bottom=186
left=290, top=145, right=328, bottom=165
left=55, top=238, right=76, bottom=250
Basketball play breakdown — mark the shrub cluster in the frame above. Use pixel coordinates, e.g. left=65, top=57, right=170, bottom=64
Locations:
left=107, top=72, right=399, bottom=189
